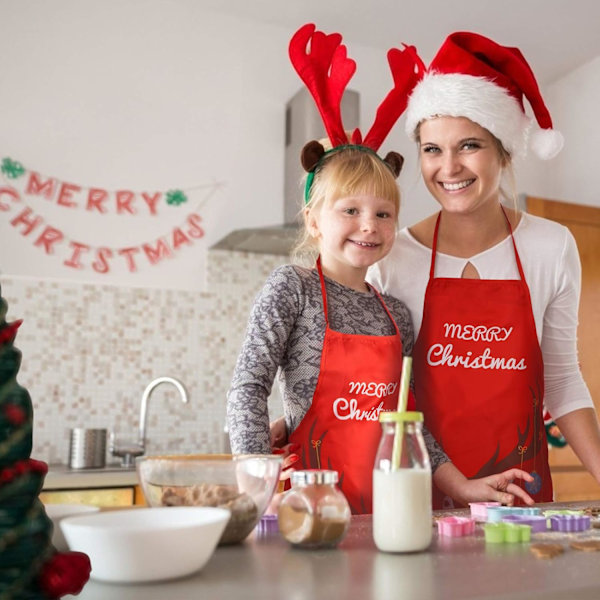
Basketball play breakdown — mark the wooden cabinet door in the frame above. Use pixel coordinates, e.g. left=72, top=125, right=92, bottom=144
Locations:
left=526, top=196, right=600, bottom=500
left=40, top=487, right=136, bottom=507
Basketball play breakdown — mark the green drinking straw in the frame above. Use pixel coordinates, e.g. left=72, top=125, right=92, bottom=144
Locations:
left=391, top=356, right=412, bottom=470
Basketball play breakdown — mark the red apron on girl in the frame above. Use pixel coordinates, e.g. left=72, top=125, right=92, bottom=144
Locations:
left=288, top=258, right=407, bottom=514
left=413, top=210, right=552, bottom=509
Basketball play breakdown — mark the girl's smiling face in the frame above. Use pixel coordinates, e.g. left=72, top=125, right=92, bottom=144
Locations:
left=418, top=116, right=506, bottom=216
left=308, top=193, right=397, bottom=286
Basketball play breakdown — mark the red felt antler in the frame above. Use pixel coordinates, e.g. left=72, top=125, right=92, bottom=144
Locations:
left=289, top=23, right=356, bottom=147
left=290, top=24, right=426, bottom=154
left=362, top=44, right=426, bottom=151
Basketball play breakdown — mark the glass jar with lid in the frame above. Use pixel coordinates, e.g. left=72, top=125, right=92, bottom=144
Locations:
left=373, top=411, right=432, bottom=553
left=277, top=469, right=351, bottom=548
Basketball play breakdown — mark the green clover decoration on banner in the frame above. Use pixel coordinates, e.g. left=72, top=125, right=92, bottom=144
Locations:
left=165, top=189, right=188, bottom=206
left=1, top=157, right=26, bottom=179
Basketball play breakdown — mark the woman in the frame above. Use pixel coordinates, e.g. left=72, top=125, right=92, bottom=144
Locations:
left=368, top=31, right=600, bottom=508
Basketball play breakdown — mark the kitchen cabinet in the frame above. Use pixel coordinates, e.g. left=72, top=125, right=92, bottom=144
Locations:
left=42, top=464, right=146, bottom=507
left=527, top=197, right=600, bottom=502
left=548, top=446, right=600, bottom=501
left=40, top=487, right=143, bottom=507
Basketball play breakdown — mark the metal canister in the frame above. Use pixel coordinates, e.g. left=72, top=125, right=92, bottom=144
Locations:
left=68, top=428, right=107, bottom=469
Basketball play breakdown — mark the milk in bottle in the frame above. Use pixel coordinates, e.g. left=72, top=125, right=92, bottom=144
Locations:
left=373, top=411, right=432, bottom=552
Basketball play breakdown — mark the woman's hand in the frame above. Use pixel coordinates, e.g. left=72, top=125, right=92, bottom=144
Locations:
left=461, top=468, right=535, bottom=506
left=434, top=462, right=535, bottom=507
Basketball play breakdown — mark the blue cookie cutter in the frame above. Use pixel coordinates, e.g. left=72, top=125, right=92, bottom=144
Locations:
left=486, top=506, right=541, bottom=523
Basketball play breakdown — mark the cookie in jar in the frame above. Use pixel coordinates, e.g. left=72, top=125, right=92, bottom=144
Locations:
left=277, top=469, right=350, bottom=549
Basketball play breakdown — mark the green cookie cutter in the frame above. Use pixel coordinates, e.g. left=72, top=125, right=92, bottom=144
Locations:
left=484, top=522, right=531, bottom=544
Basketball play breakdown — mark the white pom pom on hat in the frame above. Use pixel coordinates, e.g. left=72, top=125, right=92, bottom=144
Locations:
left=529, top=128, right=564, bottom=160
left=404, top=32, right=563, bottom=160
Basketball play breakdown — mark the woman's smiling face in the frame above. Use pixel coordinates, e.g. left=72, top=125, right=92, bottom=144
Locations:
left=418, top=116, right=506, bottom=216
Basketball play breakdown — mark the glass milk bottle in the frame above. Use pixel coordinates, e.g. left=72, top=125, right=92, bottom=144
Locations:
left=373, top=411, right=432, bottom=552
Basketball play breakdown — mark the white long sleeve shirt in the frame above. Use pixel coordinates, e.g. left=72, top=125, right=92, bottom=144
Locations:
left=368, top=212, right=593, bottom=421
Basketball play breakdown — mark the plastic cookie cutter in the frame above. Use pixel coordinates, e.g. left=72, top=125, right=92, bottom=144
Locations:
left=543, top=509, right=584, bottom=517
left=437, top=516, right=476, bottom=537
left=501, top=514, right=548, bottom=533
left=548, top=514, right=591, bottom=532
left=486, top=506, right=541, bottom=523
left=484, top=522, right=531, bottom=543
left=255, top=514, right=279, bottom=538
left=469, top=502, right=501, bottom=522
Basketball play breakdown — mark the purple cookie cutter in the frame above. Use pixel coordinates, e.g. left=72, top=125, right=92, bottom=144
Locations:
left=255, top=514, right=279, bottom=538
left=549, top=514, right=591, bottom=532
left=502, top=514, right=548, bottom=533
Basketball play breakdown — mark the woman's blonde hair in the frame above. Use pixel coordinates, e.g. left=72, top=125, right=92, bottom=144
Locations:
left=492, top=137, right=519, bottom=212
left=291, top=147, right=400, bottom=266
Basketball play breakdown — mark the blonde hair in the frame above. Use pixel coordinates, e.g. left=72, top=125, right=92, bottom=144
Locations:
left=291, top=147, right=400, bottom=266
left=493, top=137, right=519, bottom=212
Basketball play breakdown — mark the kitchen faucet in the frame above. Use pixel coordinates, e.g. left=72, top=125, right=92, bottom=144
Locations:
left=110, top=376, right=189, bottom=467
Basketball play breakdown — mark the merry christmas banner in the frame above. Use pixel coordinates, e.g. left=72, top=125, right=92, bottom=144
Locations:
left=0, top=157, right=223, bottom=286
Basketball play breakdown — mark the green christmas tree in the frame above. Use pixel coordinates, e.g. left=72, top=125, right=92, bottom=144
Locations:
left=0, top=285, right=91, bottom=599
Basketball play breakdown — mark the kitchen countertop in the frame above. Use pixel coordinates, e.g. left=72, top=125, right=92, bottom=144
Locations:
left=44, top=464, right=138, bottom=490
left=66, top=500, right=600, bottom=600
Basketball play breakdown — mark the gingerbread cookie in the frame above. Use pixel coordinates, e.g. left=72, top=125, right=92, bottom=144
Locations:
left=570, top=539, right=600, bottom=552
left=529, top=543, right=565, bottom=559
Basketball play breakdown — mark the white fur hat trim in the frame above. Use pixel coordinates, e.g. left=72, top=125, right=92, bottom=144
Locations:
left=405, top=73, right=533, bottom=158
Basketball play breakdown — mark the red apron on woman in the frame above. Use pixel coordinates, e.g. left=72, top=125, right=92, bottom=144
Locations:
left=413, top=210, right=552, bottom=509
left=288, top=258, right=406, bottom=514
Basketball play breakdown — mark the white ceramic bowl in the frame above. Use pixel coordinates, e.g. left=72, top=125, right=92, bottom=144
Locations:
left=44, top=504, right=100, bottom=552
left=60, top=506, right=230, bottom=583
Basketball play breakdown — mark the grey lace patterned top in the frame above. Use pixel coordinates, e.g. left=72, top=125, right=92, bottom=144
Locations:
left=227, top=264, right=449, bottom=472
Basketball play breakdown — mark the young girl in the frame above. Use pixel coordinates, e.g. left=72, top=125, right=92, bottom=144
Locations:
left=368, top=31, right=600, bottom=508
left=228, top=24, right=534, bottom=514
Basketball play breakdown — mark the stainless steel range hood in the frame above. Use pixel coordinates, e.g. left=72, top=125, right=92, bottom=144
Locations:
left=211, top=88, right=359, bottom=256
left=211, top=224, right=300, bottom=256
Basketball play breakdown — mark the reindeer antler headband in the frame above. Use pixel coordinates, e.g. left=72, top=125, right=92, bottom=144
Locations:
left=289, top=23, right=425, bottom=202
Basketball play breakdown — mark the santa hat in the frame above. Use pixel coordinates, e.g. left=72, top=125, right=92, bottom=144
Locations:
left=404, top=32, right=563, bottom=159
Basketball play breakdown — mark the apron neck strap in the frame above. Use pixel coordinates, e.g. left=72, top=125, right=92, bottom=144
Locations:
left=500, top=206, right=526, bottom=281
left=430, top=213, right=442, bottom=279
left=316, top=256, right=400, bottom=334
left=429, top=207, right=526, bottom=281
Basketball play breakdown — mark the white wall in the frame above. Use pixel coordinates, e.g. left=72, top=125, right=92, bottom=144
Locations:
left=514, top=55, right=600, bottom=207
left=3, top=2, right=597, bottom=293
left=0, top=2, right=289, bottom=289
left=0, top=0, right=427, bottom=290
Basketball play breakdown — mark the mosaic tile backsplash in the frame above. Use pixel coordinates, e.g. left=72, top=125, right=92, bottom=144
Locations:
left=1, top=249, right=287, bottom=465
